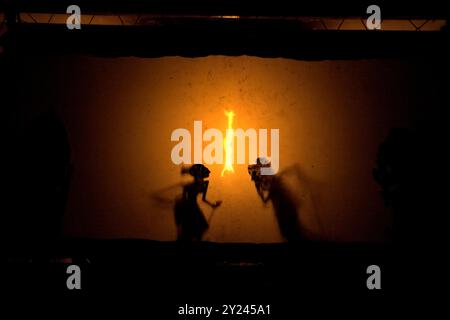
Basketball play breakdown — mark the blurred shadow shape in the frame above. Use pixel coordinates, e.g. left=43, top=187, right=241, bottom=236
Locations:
left=12, top=110, right=72, bottom=254
left=373, top=128, right=426, bottom=243
left=248, top=158, right=318, bottom=242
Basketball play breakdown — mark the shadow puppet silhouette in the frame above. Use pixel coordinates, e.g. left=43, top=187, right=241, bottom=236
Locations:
left=373, top=126, right=447, bottom=294
left=152, top=164, right=222, bottom=242
left=373, top=128, right=432, bottom=244
left=248, top=158, right=321, bottom=242
left=8, top=110, right=72, bottom=255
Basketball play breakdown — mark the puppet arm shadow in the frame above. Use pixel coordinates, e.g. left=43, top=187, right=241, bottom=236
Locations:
left=149, top=182, right=187, bottom=207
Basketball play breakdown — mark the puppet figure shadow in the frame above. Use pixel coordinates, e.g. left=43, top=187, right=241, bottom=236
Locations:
left=248, top=158, right=321, bottom=242
left=151, top=164, right=222, bottom=242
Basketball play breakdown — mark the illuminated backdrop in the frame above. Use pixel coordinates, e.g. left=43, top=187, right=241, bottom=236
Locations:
left=15, top=55, right=419, bottom=243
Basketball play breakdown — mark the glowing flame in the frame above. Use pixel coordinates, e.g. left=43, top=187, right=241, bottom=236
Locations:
left=221, top=110, right=235, bottom=176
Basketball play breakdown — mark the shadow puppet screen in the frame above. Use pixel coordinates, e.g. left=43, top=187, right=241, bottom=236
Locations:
left=11, top=54, right=423, bottom=244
